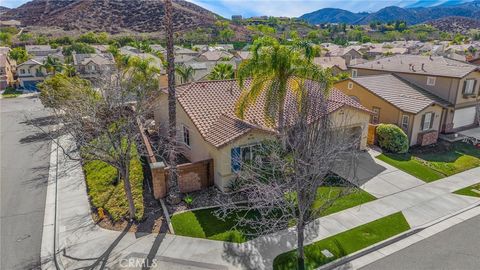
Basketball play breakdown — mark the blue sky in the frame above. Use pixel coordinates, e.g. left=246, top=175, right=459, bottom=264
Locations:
left=1, top=0, right=470, bottom=17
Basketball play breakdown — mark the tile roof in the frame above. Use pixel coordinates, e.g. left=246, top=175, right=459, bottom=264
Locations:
left=169, top=79, right=370, bottom=148
left=351, top=55, right=479, bottom=78
left=313, top=57, right=347, bottom=70
left=73, top=53, right=115, bottom=66
left=351, top=74, right=451, bottom=114
left=199, top=51, right=234, bottom=61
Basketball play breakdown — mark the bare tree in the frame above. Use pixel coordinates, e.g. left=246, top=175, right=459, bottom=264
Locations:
left=217, top=82, right=362, bottom=270
left=164, top=0, right=180, bottom=204
left=38, top=67, right=158, bottom=220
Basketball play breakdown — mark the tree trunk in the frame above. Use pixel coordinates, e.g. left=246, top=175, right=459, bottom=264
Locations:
left=297, top=222, right=306, bottom=270
left=164, top=0, right=180, bottom=204
left=121, top=164, right=136, bottom=220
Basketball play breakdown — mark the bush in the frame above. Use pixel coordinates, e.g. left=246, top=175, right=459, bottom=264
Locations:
left=376, top=124, right=409, bottom=153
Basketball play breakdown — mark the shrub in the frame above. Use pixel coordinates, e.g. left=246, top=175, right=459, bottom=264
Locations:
left=376, top=124, right=409, bottom=153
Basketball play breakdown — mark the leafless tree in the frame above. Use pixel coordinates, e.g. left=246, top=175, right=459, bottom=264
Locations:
left=164, top=0, right=180, bottom=204
left=217, top=82, right=362, bottom=270
left=38, top=67, right=158, bottom=220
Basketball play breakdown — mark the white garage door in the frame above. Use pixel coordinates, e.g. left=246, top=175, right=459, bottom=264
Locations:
left=453, top=107, right=476, bottom=129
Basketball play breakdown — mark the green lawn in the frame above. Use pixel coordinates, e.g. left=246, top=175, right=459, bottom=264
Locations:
left=83, top=148, right=144, bottom=221
left=377, top=142, right=480, bottom=182
left=454, top=183, right=480, bottom=197
left=1, top=88, right=23, bottom=98
left=171, top=187, right=376, bottom=243
left=273, top=212, right=410, bottom=270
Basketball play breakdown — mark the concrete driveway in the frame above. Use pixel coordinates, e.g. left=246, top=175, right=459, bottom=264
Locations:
left=333, top=149, right=425, bottom=198
left=0, top=96, right=54, bottom=269
left=459, top=126, right=480, bottom=141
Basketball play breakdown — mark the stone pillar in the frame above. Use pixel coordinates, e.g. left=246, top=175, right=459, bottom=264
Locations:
left=150, top=162, right=167, bottom=199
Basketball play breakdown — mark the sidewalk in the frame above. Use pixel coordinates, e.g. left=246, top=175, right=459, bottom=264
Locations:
left=43, top=136, right=480, bottom=270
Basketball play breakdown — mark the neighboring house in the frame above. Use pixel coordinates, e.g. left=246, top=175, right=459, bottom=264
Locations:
left=150, top=44, right=166, bottom=55
left=119, top=46, right=142, bottom=55
left=198, top=50, right=234, bottom=62
left=25, top=45, right=60, bottom=57
left=153, top=79, right=371, bottom=191
left=192, top=44, right=234, bottom=52
left=16, top=58, right=48, bottom=91
left=335, top=74, right=449, bottom=146
left=313, top=56, right=347, bottom=75
left=350, top=55, right=480, bottom=133
left=72, top=52, right=116, bottom=79
left=182, top=60, right=237, bottom=82
left=174, top=46, right=198, bottom=56
left=119, top=48, right=167, bottom=87
left=235, top=51, right=251, bottom=61
left=91, top=45, right=110, bottom=54
left=0, top=50, right=16, bottom=90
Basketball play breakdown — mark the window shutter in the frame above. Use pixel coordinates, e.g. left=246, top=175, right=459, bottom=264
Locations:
left=231, top=147, right=241, bottom=172
left=429, top=113, right=435, bottom=129
left=421, top=114, right=425, bottom=131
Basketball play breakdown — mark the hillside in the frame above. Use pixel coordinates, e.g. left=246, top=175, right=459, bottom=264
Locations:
left=300, top=0, right=480, bottom=25
left=1, top=0, right=231, bottom=34
left=299, top=8, right=367, bottom=24
left=0, top=6, right=10, bottom=15
left=426, top=16, right=480, bottom=34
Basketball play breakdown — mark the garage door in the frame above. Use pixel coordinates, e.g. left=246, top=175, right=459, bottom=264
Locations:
left=453, top=107, right=476, bottom=129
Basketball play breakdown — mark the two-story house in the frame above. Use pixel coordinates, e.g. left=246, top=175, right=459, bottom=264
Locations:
left=0, top=51, right=16, bottom=90
left=72, top=52, right=115, bottom=80
left=17, top=54, right=64, bottom=91
left=25, top=45, right=61, bottom=57
left=350, top=55, right=480, bottom=133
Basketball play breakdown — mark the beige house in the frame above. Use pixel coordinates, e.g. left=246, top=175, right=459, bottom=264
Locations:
left=335, top=74, right=448, bottom=146
left=350, top=55, right=480, bottom=133
left=72, top=52, right=116, bottom=80
left=313, top=56, right=348, bottom=75
left=154, top=79, right=371, bottom=191
left=0, top=52, right=15, bottom=90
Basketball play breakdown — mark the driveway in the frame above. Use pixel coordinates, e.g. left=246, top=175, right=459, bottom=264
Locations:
left=332, top=149, right=425, bottom=198
left=459, top=126, right=480, bottom=141
left=0, top=97, right=54, bottom=269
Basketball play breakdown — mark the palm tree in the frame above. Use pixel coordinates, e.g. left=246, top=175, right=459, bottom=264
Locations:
left=164, top=0, right=180, bottom=204
left=235, top=37, right=331, bottom=132
left=63, top=64, right=76, bottom=77
left=42, top=56, right=63, bottom=75
left=208, top=63, right=234, bottom=80
left=175, top=64, right=195, bottom=84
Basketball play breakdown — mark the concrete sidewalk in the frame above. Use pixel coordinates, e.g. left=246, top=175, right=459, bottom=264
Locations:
left=43, top=137, right=480, bottom=270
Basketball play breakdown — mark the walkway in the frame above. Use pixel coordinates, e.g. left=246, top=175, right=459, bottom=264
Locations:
left=43, top=136, right=480, bottom=270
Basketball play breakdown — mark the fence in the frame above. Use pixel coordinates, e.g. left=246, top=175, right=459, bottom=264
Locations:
left=367, top=124, right=378, bottom=145
left=137, top=118, right=214, bottom=199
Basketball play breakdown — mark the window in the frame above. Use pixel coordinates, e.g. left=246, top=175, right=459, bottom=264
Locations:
left=347, top=82, right=354, bottom=89
left=231, top=144, right=259, bottom=172
left=371, top=107, right=380, bottom=124
left=401, top=115, right=409, bottom=132
left=421, top=112, right=434, bottom=131
left=182, top=125, right=190, bottom=146
left=89, top=64, right=96, bottom=71
left=463, top=79, right=476, bottom=95
left=20, top=69, right=25, bottom=74
left=426, top=76, right=436, bottom=86
left=351, top=69, right=358, bottom=78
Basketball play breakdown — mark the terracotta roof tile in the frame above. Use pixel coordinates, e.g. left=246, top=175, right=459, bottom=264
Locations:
left=171, top=79, right=369, bottom=148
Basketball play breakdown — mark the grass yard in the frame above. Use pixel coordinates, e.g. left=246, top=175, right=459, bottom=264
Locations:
left=377, top=142, right=480, bottom=182
left=273, top=212, right=410, bottom=270
left=83, top=148, right=144, bottom=221
left=1, top=88, right=23, bottom=98
left=171, top=186, right=376, bottom=243
left=454, top=183, right=480, bottom=198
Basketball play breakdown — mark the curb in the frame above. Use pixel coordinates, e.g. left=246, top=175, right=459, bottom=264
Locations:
left=318, top=202, right=480, bottom=270
left=160, top=198, right=175, bottom=234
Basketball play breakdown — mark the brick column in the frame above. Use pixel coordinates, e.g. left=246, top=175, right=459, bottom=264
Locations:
left=150, top=162, right=167, bottom=199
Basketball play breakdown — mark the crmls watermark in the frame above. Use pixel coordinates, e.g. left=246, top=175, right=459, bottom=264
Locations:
left=119, top=258, right=158, bottom=268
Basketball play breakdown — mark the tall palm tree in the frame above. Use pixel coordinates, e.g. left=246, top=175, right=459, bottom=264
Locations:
left=42, top=56, right=63, bottom=75
left=164, top=0, right=180, bottom=204
left=208, top=63, right=234, bottom=80
left=175, top=64, right=195, bottom=84
left=235, top=37, right=331, bottom=132
left=63, top=64, right=76, bottom=77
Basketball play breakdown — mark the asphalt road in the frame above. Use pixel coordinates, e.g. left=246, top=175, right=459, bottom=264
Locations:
left=1, top=96, right=53, bottom=269
left=360, top=214, right=480, bottom=270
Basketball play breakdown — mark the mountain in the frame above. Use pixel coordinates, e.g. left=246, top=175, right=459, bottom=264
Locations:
left=299, top=8, right=367, bottom=24
left=426, top=16, right=480, bottom=33
left=0, top=6, right=10, bottom=15
left=1, top=0, right=225, bottom=33
left=300, top=0, right=480, bottom=25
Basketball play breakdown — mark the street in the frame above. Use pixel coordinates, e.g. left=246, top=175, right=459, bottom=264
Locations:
left=360, top=214, right=480, bottom=270
left=1, top=97, right=52, bottom=269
